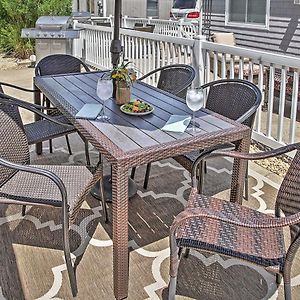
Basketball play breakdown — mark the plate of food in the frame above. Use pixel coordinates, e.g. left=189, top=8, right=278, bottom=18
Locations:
left=120, top=99, right=154, bottom=116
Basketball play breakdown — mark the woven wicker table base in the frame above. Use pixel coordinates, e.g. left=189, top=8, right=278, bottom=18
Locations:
left=91, top=175, right=137, bottom=202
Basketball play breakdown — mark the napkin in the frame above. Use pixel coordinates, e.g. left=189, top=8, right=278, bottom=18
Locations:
left=75, top=103, right=103, bottom=120
left=161, top=115, right=191, bottom=133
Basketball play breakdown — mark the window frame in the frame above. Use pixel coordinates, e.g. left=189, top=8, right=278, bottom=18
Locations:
left=225, top=0, right=270, bottom=29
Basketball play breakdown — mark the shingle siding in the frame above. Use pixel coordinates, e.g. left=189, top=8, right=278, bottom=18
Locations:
left=210, top=0, right=300, bottom=57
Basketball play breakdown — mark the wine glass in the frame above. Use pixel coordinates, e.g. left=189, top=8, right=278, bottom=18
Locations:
left=186, top=87, right=204, bottom=132
left=97, top=77, right=113, bottom=121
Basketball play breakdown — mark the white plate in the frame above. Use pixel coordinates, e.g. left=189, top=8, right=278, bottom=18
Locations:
left=120, top=102, right=154, bottom=116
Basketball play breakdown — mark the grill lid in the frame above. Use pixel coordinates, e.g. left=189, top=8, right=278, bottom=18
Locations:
left=36, top=16, right=72, bottom=30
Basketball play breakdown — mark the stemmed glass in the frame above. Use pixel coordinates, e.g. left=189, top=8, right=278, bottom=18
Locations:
left=97, top=77, right=113, bottom=121
left=186, top=87, right=205, bottom=132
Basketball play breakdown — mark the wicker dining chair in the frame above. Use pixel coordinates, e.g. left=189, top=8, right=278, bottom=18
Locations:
left=0, top=83, right=76, bottom=156
left=130, top=64, right=196, bottom=181
left=0, top=94, right=107, bottom=297
left=35, top=54, right=91, bottom=164
left=168, top=143, right=300, bottom=300
left=141, top=79, right=262, bottom=199
left=138, top=64, right=195, bottom=99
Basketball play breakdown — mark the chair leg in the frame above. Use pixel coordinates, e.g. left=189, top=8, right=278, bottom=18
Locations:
left=131, top=167, right=136, bottom=179
left=143, top=163, right=151, bottom=189
left=65, top=135, right=72, bottom=155
left=184, top=248, right=190, bottom=258
left=204, top=160, right=207, bottom=174
left=49, top=139, right=53, bottom=153
left=84, top=140, right=91, bottom=167
left=21, top=205, right=26, bottom=216
left=276, top=273, right=282, bottom=285
left=244, top=163, right=249, bottom=201
left=63, top=213, right=78, bottom=297
left=197, top=161, right=204, bottom=194
left=168, top=231, right=180, bottom=300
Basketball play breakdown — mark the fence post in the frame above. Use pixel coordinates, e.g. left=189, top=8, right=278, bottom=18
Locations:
left=192, top=35, right=206, bottom=87
left=148, top=16, right=152, bottom=25
left=109, top=14, right=113, bottom=26
left=123, top=15, right=128, bottom=28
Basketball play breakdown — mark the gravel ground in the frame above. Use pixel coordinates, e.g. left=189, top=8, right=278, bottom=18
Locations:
left=0, top=53, right=30, bottom=70
left=250, top=143, right=290, bottom=177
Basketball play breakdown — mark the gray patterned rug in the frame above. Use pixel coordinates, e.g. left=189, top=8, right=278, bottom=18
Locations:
left=0, top=133, right=299, bottom=300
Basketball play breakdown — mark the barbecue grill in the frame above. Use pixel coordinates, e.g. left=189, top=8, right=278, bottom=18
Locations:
left=21, top=16, right=81, bottom=62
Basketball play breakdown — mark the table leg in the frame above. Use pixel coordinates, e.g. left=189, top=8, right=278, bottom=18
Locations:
left=230, top=134, right=251, bottom=204
left=112, top=163, right=129, bottom=300
left=33, top=85, right=42, bottom=155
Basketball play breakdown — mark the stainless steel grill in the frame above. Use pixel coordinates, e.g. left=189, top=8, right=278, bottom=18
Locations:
left=21, top=16, right=81, bottom=62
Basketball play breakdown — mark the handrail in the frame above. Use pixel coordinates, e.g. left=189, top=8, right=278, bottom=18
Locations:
left=202, top=40, right=300, bottom=69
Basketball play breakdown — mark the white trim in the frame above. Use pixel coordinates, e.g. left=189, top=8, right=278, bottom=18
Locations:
left=225, top=0, right=270, bottom=30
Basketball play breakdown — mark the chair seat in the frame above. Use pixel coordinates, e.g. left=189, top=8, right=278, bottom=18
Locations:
left=24, top=115, right=75, bottom=145
left=176, top=192, right=286, bottom=271
left=0, top=165, right=92, bottom=220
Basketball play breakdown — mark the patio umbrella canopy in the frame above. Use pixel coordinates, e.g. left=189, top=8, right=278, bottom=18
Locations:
left=110, top=0, right=122, bottom=67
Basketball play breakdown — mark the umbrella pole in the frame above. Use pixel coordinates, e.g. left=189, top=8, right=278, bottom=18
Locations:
left=111, top=0, right=122, bottom=68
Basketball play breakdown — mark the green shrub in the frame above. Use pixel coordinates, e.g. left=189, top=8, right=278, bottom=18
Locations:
left=0, top=0, right=72, bottom=58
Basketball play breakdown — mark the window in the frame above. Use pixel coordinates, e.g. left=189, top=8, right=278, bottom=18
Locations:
left=173, top=0, right=197, bottom=9
left=147, top=0, right=159, bottom=17
left=226, top=0, right=269, bottom=27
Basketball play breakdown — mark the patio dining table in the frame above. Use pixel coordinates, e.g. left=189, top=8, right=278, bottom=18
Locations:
left=34, top=71, right=250, bottom=300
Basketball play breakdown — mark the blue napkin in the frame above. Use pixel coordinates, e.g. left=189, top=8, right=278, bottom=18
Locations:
left=75, top=103, right=103, bottom=120
left=161, top=115, right=191, bottom=133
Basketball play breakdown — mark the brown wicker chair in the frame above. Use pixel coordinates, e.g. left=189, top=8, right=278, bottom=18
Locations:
left=35, top=54, right=91, bottom=164
left=0, top=83, right=76, bottom=156
left=141, top=79, right=262, bottom=199
left=0, top=94, right=107, bottom=297
left=169, top=143, right=300, bottom=300
left=138, top=64, right=195, bottom=99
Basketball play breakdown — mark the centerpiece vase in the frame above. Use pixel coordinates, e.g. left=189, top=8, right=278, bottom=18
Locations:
left=115, top=80, right=131, bottom=105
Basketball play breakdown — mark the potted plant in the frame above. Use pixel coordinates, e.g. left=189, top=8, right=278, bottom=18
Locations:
left=111, top=60, right=137, bottom=105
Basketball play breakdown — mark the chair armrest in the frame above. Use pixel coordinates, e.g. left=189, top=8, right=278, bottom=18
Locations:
left=0, top=81, right=37, bottom=93
left=171, top=206, right=300, bottom=234
left=0, top=95, right=73, bottom=128
left=0, top=157, right=67, bottom=204
left=191, top=143, right=300, bottom=187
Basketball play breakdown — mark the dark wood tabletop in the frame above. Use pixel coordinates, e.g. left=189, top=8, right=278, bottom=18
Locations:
left=34, top=71, right=251, bottom=300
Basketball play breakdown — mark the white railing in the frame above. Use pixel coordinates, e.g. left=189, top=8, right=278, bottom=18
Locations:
left=74, top=22, right=196, bottom=86
left=89, top=16, right=198, bottom=38
left=73, top=22, right=300, bottom=150
left=202, top=41, right=300, bottom=149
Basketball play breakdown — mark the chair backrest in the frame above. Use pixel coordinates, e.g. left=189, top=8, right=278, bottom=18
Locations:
left=0, top=94, right=29, bottom=186
left=35, top=54, right=90, bottom=76
left=276, top=147, right=300, bottom=243
left=139, top=64, right=195, bottom=99
left=204, top=79, right=262, bottom=128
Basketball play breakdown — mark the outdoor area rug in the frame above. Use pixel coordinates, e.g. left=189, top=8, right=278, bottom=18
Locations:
left=0, top=134, right=299, bottom=300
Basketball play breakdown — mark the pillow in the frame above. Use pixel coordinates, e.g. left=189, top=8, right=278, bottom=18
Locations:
left=213, top=32, right=236, bottom=46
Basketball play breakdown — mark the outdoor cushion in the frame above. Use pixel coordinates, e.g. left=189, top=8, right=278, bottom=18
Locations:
left=212, top=32, right=236, bottom=46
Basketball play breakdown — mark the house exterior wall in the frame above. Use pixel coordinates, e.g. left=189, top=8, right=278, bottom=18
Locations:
left=210, top=0, right=300, bottom=56
left=105, top=0, right=172, bottom=19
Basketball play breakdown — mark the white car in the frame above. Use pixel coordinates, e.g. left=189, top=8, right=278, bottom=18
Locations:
left=170, top=0, right=201, bottom=21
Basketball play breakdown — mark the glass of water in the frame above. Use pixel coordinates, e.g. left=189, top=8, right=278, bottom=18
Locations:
left=97, top=77, right=113, bottom=121
left=186, top=87, right=204, bottom=132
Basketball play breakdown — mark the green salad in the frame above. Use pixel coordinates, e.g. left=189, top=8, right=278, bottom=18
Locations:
left=121, top=100, right=153, bottom=113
